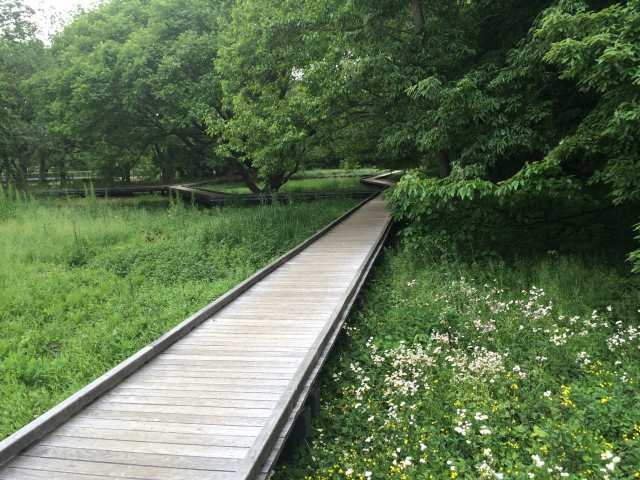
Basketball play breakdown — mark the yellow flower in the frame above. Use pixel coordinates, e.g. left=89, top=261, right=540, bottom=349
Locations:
left=560, top=385, right=575, bottom=408
left=451, top=471, right=458, bottom=479
left=600, top=397, right=610, bottom=404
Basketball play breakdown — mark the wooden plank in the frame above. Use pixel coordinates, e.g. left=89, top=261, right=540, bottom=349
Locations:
left=147, top=359, right=303, bottom=368
left=157, top=354, right=302, bottom=363
left=119, top=382, right=286, bottom=393
left=142, top=364, right=301, bottom=374
left=99, top=395, right=277, bottom=410
left=0, top=467, right=129, bottom=480
left=64, top=418, right=261, bottom=437
left=109, top=388, right=282, bottom=402
left=88, top=403, right=272, bottom=419
left=193, top=325, right=323, bottom=333
left=12, top=454, right=237, bottom=478
left=137, top=368, right=294, bottom=379
left=38, top=436, right=248, bottom=460
left=54, top=426, right=256, bottom=448
left=81, top=409, right=268, bottom=427
left=167, top=341, right=314, bottom=349
left=124, top=374, right=291, bottom=386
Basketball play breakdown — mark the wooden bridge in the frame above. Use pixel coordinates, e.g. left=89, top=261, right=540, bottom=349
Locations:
left=34, top=179, right=377, bottom=207
left=0, top=173, right=396, bottom=480
left=168, top=185, right=375, bottom=207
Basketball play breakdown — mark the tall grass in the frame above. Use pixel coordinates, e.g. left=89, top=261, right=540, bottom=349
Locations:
left=0, top=194, right=357, bottom=439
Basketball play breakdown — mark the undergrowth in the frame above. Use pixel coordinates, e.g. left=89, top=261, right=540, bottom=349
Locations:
left=275, top=245, right=640, bottom=479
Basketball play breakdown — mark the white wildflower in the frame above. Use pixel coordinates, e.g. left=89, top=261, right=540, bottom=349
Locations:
left=532, top=454, right=545, bottom=468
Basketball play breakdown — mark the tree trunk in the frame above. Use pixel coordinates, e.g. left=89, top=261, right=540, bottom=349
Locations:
left=412, top=0, right=425, bottom=34
left=265, top=172, right=286, bottom=194
left=237, top=160, right=263, bottom=194
left=57, top=157, right=67, bottom=186
left=8, top=158, right=27, bottom=189
left=438, top=150, right=451, bottom=178
left=39, top=159, right=47, bottom=184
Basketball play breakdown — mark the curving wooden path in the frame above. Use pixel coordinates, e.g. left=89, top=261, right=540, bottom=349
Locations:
left=0, top=173, right=396, bottom=480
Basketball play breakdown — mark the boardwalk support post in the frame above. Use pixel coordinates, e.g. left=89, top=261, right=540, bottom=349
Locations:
left=309, top=385, right=321, bottom=416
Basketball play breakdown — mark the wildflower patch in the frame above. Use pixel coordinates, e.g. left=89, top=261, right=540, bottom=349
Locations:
left=275, top=248, right=640, bottom=479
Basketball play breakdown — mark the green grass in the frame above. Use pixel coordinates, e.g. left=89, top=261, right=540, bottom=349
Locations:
left=0, top=192, right=358, bottom=439
left=202, top=170, right=381, bottom=194
left=275, top=246, right=640, bottom=479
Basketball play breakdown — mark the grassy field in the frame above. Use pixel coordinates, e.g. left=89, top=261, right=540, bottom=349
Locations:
left=0, top=192, right=357, bottom=439
left=202, top=171, right=381, bottom=194
left=275, top=246, right=640, bottom=479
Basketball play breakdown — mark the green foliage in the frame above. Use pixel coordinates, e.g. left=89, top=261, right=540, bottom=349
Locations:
left=209, top=0, right=329, bottom=192
left=276, top=246, right=640, bottom=479
left=0, top=0, right=47, bottom=186
left=387, top=167, right=631, bottom=260
left=0, top=195, right=356, bottom=438
left=0, top=0, right=36, bottom=41
left=29, top=0, right=227, bottom=182
left=387, top=0, right=640, bottom=268
left=631, top=225, right=640, bottom=273
left=536, top=0, right=640, bottom=206
left=0, top=183, right=26, bottom=221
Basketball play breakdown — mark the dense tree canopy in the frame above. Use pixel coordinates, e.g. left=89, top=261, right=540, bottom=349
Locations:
left=30, top=0, right=229, bottom=182
left=1, top=0, right=638, bottom=267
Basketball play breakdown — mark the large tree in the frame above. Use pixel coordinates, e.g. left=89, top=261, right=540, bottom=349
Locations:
left=37, top=0, right=228, bottom=182
left=209, top=0, right=331, bottom=193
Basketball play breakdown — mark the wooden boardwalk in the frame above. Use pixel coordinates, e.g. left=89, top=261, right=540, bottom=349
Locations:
left=0, top=174, right=395, bottom=480
left=168, top=184, right=375, bottom=207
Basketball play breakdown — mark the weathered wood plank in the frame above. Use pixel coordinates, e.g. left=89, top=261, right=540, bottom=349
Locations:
left=81, top=409, right=268, bottom=427
left=118, top=383, right=286, bottom=393
left=13, top=453, right=237, bottom=478
left=99, top=395, right=277, bottom=409
left=88, top=402, right=273, bottom=419
left=54, top=426, right=256, bottom=448
left=0, top=467, right=131, bottom=480
left=38, top=436, right=248, bottom=459
left=65, top=418, right=261, bottom=437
